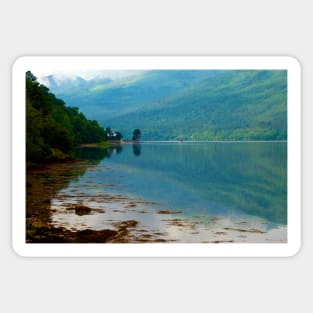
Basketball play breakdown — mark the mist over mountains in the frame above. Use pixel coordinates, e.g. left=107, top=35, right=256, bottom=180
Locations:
left=43, top=70, right=287, bottom=140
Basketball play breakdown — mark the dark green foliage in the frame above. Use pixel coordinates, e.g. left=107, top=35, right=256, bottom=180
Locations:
left=26, top=71, right=107, bottom=162
left=132, top=129, right=141, bottom=141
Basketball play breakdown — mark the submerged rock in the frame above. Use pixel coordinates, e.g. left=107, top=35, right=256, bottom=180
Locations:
left=156, top=210, right=182, bottom=215
left=113, top=220, right=139, bottom=229
left=74, top=205, right=92, bottom=216
left=224, top=227, right=266, bottom=234
left=26, top=225, right=118, bottom=243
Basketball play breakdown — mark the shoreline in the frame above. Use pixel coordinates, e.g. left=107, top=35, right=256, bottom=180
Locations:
left=49, top=192, right=287, bottom=244
left=26, top=162, right=287, bottom=244
left=77, top=140, right=140, bottom=148
left=78, top=140, right=287, bottom=148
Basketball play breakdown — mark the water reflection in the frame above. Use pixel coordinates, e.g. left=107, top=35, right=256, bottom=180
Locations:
left=107, top=145, right=123, bottom=157
left=28, top=142, right=287, bottom=243
left=26, top=161, right=90, bottom=235
left=74, top=147, right=109, bottom=163
left=133, top=143, right=141, bottom=156
left=98, top=142, right=287, bottom=225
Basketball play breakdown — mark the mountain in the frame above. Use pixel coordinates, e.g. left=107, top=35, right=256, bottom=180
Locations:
left=44, top=70, right=287, bottom=141
left=106, top=70, right=287, bottom=140
left=44, top=70, right=222, bottom=122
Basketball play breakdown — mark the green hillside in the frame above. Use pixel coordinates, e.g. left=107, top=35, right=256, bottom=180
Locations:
left=26, top=71, right=107, bottom=163
left=45, top=70, right=223, bottom=121
left=105, top=70, right=287, bottom=140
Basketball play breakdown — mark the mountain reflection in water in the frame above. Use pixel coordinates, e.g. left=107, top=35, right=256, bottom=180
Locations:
left=27, top=142, right=287, bottom=243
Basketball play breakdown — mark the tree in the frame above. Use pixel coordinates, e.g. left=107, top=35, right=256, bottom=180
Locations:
left=26, top=71, right=107, bottom=162
left=132, top=129, right=141, bottom=141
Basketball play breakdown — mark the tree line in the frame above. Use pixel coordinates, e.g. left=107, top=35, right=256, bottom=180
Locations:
left=26, top=71, right=107, bottom=163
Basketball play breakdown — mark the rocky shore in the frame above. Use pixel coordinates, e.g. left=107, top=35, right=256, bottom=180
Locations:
left=26, top=161, right=287, bottom=244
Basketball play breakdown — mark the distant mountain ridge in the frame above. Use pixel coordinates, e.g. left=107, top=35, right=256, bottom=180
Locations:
left=44, top=70, right=287, bottom=140
left=44, top=70, right=221, bottom=121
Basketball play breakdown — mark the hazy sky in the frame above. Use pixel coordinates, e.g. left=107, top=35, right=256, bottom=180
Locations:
left=36, top=70, right=145, bottom=84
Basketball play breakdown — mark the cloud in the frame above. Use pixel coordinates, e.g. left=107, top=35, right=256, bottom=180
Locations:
left=36, top=70, right=145, bottom=85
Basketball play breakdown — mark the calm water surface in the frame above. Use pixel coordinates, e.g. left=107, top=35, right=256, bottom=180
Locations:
left=50, top=142, right=287, bottom=242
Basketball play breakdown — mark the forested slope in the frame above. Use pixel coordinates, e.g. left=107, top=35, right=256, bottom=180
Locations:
left=106, top=70, right=287, bottom=140
left=44, top=70, right=223, bottom=121
left=41, top=69, right=287, bottom=141
left=26, top=71, right=107, bottom=163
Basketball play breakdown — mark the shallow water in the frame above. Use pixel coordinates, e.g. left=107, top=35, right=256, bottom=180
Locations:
left=47, top=142, right=287, bottom=243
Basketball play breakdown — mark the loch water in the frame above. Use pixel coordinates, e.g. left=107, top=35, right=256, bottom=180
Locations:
left=49, top=142, right=287, bottom=243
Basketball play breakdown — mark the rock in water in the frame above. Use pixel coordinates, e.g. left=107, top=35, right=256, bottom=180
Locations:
left=74, top=205, right=92, bottom=216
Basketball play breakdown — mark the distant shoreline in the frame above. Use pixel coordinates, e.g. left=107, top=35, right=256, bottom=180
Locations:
left=78, top=140, right=140, bottom=148
left=78, top=139, right=287, bottom=148
left=140, top=140, right=287, bottom=143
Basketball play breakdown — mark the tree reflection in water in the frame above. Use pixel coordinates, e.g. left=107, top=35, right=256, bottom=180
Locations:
left=133, top=143, right=141, bottom=156
left=107, top=145, right=123, bottom=157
